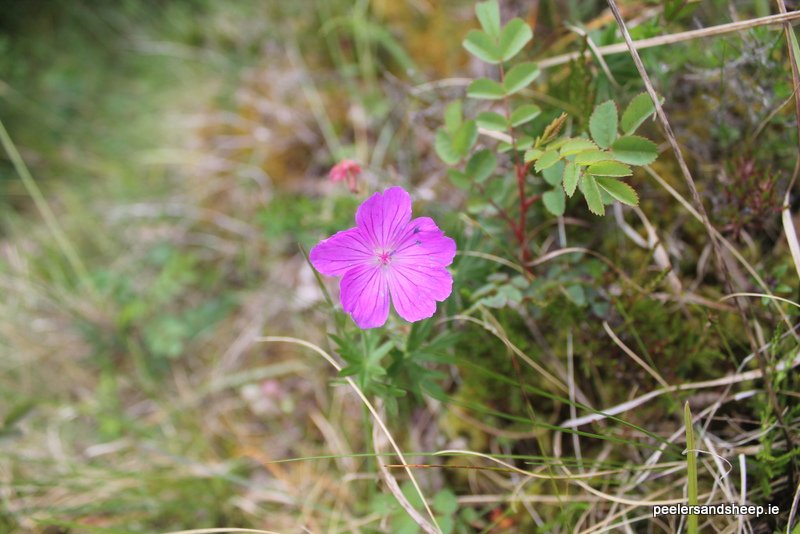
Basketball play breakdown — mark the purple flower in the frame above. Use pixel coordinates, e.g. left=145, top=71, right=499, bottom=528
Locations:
left=310, top=186, right=456, bottom=329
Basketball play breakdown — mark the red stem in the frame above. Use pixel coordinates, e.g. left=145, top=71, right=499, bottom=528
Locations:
left=498, top=64, right=534, bottom=267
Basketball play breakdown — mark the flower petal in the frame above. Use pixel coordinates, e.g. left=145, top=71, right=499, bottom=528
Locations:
left=387, top=263, right=453, bottom=322
left=356, top=186, right=412, bottom=247
left=340, top=263, right=390, bottom=329
left=392, top=217, right=457, bottom=268
left=309, top=227, right=373, bottom=276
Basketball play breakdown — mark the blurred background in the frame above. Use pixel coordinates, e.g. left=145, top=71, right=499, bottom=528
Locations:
left=1, top=0, right=799, bottom=532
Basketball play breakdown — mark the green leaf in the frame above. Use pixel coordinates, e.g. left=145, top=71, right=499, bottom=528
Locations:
left=524, top=148, right=543, bottom=162
left=541, top=160, right=564, bottom=186
left=563, top=161, right=580, bottom=197
left=452, top=120, right=478, bottom=157
left=510, top=104, right=540, bottom=127
left=467, top=77, right=505, bottom=100
left=580, top=175, right=605, bottom=215
left=462, top=29, right=501, bottom=63
left=447, top=168, right=471, bottom=190
left=516, top=135, right=534, bottom=150
left=611, top=135, right=658, bottom=165
left=596, top=177, right=639, bottom=206
left=587, top=160, right=632, bottom=177
left=574, top=150, right=613, bottom=165
left=560, top=138, right=597, bottom=156
left=466, top=149, right=497, bottom=183
left=3, top=401, right=34, bottom=429
left=503, top=62, right=540, bottom=95
left=475, top=0, right=501, bottom=39
left=444, top=100, right=462, bottom=135
left=589, top=100, right=618, bottom=148
left=621, top=92, right=656, bottom=135
left=435, top=130, right=460, bottom=165
left=476, top=111, right=507, bottom=132
left=543, top=187, right=565, bottom=216
left=534, top=149, right=560, bottom=172
left=516, top=135, right=533, bottom=150
left=498, top=18, right=533, bottom=61
left=433, top=489, right=459, bottom=515
left=565, top=285, right=586, bottom=306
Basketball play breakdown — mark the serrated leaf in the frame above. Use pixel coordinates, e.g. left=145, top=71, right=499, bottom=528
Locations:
left=587, top=160, right=632, bottom=177
left=563, top=161, right=580, bottom=197
left=465, top=149, right=496, bottom=183
left=589, top=100, right=618, bottom=148
left=543, top=188, right=565, bottom=216
left=462, top=29, right=501, bottom=64
left=621, top=92, right=656, bottom=135
left=510, top=104, right=540, bottom=127
left=503, top=62, right=540, bottom=95
left=448, top=169, right=471, bottom=190
left=534, top=149, right=560, bottom=172
left=444, top=100, right=462, bottom=135
left=467, top=77, right=505, bottom=100
left=499, top=18, right=533, bottom=61
left=540, top=112, right=567, bottom=143
left=435, top=130, right=460, bottom=165
left=475, top=0, right=501, bottom=39
left=542, top=160, right=564, bottom=186
left=596, top=177, right=639, bottom=206
left=574, top=150, right=613, bottom=165
left=580, top=175, right=605, bottom=215
left=452, top=120, right=478, bottom=157
left=476, top=111, right=508, bottom=132
left=599, top=188, right=615, bottom=204
left=560, top=138, right=597, bottom=156
left=524, top=148, right=543, bottom=162
left=611, top=135, right=658, bottom=165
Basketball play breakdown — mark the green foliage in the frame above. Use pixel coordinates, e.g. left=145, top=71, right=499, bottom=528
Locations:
left=503, top=62, right=540, bottom=95
left=467, top=78, right=506, bottom=100
left=510, top=104, right=541, bottom=127
left=372, top=481, right=475, bottom=534
left=620, top=92, right=658, bottom=134
left=589, top=100, right=618, bottom=149
left=442, top=1, right=659, bottom=220
left=465, top=149, right=497, bottom=183
left=330, top=318, right=460, bottom=413
left=498, top=18, right=533, bottom=61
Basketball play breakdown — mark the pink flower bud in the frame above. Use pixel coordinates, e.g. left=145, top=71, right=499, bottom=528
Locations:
left=329, top=159, right=362, bottom=193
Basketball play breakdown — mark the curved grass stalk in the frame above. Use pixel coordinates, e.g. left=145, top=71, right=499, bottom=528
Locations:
left=0, top=118, right=94, bottom=294
left=446, top=314, right=567, bottom=394
left=562, top=350, right=800, bottom=428
left=720, top=292, right=800, bottom=309
left=256, top=336, right=441, bottom=534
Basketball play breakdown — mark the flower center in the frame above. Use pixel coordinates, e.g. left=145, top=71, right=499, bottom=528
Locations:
left=377, top=250, right=392, bottom=265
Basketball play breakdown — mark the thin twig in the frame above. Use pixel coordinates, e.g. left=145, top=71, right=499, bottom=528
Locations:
left=562, top=350, right=800, bottom=428
left=538, top=10, right=800, bottom=70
